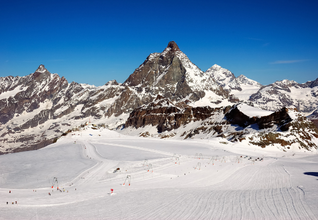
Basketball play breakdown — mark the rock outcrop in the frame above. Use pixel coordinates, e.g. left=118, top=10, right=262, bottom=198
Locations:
left=125, top=95, right=219, bottom=133
left=225, top=105, right=292, bottom=130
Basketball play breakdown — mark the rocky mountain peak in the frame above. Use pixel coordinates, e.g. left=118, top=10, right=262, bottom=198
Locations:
left=305, top=77, right=318, bottom=88
left=123, top=41, right=228, bottom=103
left=166, top=41, right=180, bottom=52
left=105, top=80, right=119, bottom=86
left=35, top=64, right=49, bottom=73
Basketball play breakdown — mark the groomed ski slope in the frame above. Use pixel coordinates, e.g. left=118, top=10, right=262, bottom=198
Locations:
left=0, top=128, right=318, bottom=220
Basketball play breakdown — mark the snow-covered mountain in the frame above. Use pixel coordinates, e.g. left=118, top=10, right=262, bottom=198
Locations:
left=0, top=41, right=317, bottom=154
left=124, top=41, right=228, bottom=101
left=0, top=66, right=127, bottom=153
left=204, top=64, right=262, bottom=101
left=250, top=79, right=318, bottom=112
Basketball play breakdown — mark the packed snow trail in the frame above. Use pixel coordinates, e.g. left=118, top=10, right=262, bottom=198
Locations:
left=68, top=141, right=118, bottom=188
left=94, top=159, right=315, bottom=220
left=0, top=131, right=317, bottom=220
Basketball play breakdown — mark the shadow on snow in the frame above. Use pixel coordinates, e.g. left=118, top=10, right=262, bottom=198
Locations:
left=304, top=172, right=318, bottom=180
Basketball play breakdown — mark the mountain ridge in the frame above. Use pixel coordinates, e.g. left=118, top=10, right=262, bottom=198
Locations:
left=0, top=41, right=317, bottom=154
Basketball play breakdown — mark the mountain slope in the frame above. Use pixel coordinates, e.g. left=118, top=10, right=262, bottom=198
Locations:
left=250, top=79, right=318, bottom=113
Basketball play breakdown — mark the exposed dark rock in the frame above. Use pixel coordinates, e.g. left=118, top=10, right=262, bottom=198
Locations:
left=105, top=80, right=119, bottom=86
left=167, top=41, right=180, bottom=52
left=225, top=105, right=292, bottom=130
left=305, top=77, right=318, bottom=88
left=125, top=96, right=219, bottom=133
left=311, top=119, right=318, bottom=129
left=225, top=105, right=252, bottom=128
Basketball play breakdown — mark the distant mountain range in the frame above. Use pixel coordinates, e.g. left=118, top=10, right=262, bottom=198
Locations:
left=0, top=41, right=317, bottom=154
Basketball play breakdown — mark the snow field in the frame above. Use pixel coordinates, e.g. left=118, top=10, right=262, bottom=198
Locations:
left=238, top=103, right=274, bottom=117
left=0, top=128, right=317, bottom=219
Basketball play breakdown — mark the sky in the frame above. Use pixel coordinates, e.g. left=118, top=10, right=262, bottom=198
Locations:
left=0, top=0, right=317, bottom=86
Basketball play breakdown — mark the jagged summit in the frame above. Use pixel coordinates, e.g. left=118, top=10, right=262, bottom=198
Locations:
left=166, top=41, right=180, bottom=52
left=35, top=64, right=49, bottom=73
left=123, top=41, right=226, bottom=101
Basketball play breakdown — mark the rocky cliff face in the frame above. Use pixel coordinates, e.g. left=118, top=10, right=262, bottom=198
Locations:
left=125, top=95, right=220, bottom=133
left=225, top=105, right=292, bottom=130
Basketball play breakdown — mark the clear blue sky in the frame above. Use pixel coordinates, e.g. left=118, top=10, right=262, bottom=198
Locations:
left=1, top=0, right=317, bottom=86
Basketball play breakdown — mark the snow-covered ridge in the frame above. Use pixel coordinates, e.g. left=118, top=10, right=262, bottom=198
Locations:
left=147, top=53, right=160, bottom=62
left=161, top=47, right=171, bottom=56
left=175, top=50, right=208, bottom=90
left=250, top=78, right=318, bottom=112
left=236, top=74, right=261, bottom=86
left=80, top=83, right=97, bottom=90
left=203, top=64, right=262, bottom=102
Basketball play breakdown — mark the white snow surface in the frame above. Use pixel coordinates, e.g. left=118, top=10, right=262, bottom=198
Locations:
left=0, top=86, right=27, bottom=100
left=231, top=84, right=262, bottom=100
left=1, top=128, right=318, bottom=220
left=238, top=103, right=274, bottom=117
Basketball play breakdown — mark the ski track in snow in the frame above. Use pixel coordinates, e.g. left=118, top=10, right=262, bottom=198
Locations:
left=0, top=132, right=317, bottom=220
